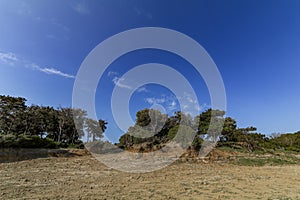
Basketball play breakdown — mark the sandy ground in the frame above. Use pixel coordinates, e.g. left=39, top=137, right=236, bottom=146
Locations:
left=0, top=155, right=300, bottom=200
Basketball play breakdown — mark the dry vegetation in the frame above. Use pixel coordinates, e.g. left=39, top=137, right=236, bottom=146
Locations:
left=1, top=149, right=300, bottom=200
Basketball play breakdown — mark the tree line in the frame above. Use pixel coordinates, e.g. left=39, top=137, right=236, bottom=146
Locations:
left=1, top=95, right=299, bottom=152
left=117, top=108, right=300, bottom=153
left=0, top=95, right=107, bottom=148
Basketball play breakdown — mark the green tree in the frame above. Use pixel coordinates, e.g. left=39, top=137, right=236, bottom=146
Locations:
left=197, top=109, right=225, bottom=142
left=0, top=95, right=27, bottom=135
left=219, top=117, right=237, bottom=142
left=134, top=109, right=167, bottom=138
left=85, top=118, right=107, bottom=142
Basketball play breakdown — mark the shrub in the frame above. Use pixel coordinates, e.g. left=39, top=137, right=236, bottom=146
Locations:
left=0, top=134, right=58, bottom=148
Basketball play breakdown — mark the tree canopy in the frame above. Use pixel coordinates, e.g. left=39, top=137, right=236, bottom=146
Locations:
left=1, top=95, right=299, bottom=153
left=0, top=95, right=107, bottom=148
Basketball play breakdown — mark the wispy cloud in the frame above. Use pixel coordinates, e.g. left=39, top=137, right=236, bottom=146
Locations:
left=0, top=52, right=18, bottom=66
left=136, top=86, right=148, bottom=93
left=0, top=51, right=75, bottom=79
left=107, top=71, right=118, bottom=77
left=29, top=64, right=75, bottom=79
left=108, top=71, right=133, bottom=90
left=146, top=97, right=166, bottom=104
left=145, top=93, right=209, bottom=116
left=39, top=68, right=74, bottom=78
left=72, top=2, right=90, bottom=15
left=178, top=93, right=209, bottom=116
left=145, top=95, right=178, bottom=113
left=108, top=71, right=149, bottom=92
left=168, top=100, right=177, bottom=110
left=112, top=77, right=132, bottom=89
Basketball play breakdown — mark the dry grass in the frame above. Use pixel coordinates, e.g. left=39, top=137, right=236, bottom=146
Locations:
left=0, top=152, right=300, bottom=199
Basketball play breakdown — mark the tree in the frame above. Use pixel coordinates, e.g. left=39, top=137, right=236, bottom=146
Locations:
left=85, top=119, right=107, bottom=142
left=0, top=95, right=112, bottom=148
left=134, top=109, right=167, bottom=138
left=57, top=108, right=87, bottom=144
left=219, top=117, right=237, bottom=142
left=196, top=109, right=225, bottom=142
left=23, top=105, right=58, bottom=138
left=136, top=109, right=151, bottom=127
left=167, top=125, right=196, bottom=148
left=0, top=95, right=27, bottom=135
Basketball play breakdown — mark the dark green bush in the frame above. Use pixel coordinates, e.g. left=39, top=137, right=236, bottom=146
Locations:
left=285, top=146, right=300, bottom=152
left=67, top=142, right=84, bottom=149
left=0, top=134, right=58, bottom=148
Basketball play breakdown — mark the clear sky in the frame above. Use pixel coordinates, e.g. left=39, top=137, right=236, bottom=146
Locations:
left=1, top=0, right=300, bottom=142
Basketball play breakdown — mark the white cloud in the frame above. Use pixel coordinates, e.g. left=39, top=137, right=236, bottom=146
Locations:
left=146, top=97, right=166, bottom=104
left=176, top=93, right=210, bottom=116
left=107, top=71, right=118, bottom=77
left=108, top=71, right=149, bottom=93
left=28, top=63, right=75, bottom=79
left=144, top=93, right=209, bottom=116
left=38, top=67, right=75, bottom=79
left=112, top=77, right=132, bottom=89
left=182, top=104, right=189, bottom=109
left=136, top=86, right=148, bottom=93
left=145, top=96, right=179, bottom=112
left=145, top=98, right=154, bottom=104
left=168, top=100, right=177, bottom=111
left=72, top=2, right=90, bottom=15
left=108, top=71, right=132, bottom=89
left=0, top=52, right=18, bottom=65
left=0, top=51, right=75, bottom=79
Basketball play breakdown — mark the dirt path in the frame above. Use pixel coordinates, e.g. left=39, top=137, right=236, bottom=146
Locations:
left=0, top=155, right=299, bottom=199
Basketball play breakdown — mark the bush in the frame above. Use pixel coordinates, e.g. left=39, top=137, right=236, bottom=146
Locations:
left=285, top=146, right=300, bottom=152
left=0, top=134, right=18, bottom=148
left=67, top=142, right=84, bottom=149
left=167, top=125, right=179, bottom=141
left=0, top=134, right=58, bottom=148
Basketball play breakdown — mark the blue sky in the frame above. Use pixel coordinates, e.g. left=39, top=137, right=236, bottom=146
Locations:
left=1, top=0, right=300, bottom=142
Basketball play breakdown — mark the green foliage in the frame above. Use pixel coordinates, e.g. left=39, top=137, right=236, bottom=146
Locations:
left=2, top=95, right=300, bottom=153
left=196, top=109, right=225, bottom=142
left=0, top=95, right=27, bottom=135
left=167, top=125, right=179, bottom=140
left=266, top=131, right=300, bottom=152
left=0, top=95, right=107, bottom=149
left=118, top=107, right=300, bottom=153
left=67, top=141, right=84, bottom=149
left=136, top=109, right=152, bottom=127
left=167, top=125, right=196, bottom=149
left=220, top=117, right=237, bottom=142
left=0, top=134, right=58, bottom=148
left=191, top=135, right=204, bottom=150
left=119, top=109, right=203, bottom=150
left=118, top=109, right=170, bottom=149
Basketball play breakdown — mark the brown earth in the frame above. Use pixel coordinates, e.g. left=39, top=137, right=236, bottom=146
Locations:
left=0, top=150, right=300, bottom=200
